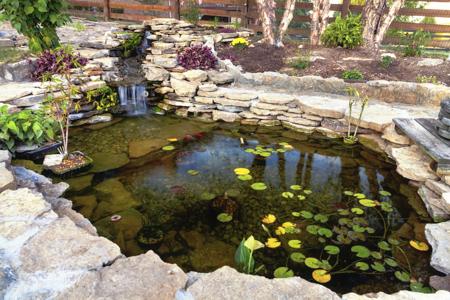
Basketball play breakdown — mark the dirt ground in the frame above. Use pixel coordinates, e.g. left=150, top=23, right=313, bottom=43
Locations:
left=217, top=40, right=450, bottom=85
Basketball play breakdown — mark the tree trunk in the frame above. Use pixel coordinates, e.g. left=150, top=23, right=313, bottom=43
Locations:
left=256, top=0, right=276, bottom=45
left=310, top=0, right=331, bottom=46
left=362, top=0, right=405, bottom=51
left=276, top=0, right=297, bottom=47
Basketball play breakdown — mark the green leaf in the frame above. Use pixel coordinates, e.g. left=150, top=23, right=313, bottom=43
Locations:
left=25, top=6, right=34, bottom=14
left=354, top=193, right=366, bottom=199
left=379, top=190, right=392, bottom=197
left=355, top=262, right=369, bottom=271
left=238, top=174, right=253, bottom=181
left=378, top=241, right=391, bottom=251
left=187, top=169, right=199, bottom=176
left=288, top=240, right=302, bottom=249
left=290, top=252, right=305, bottom=263
left=351, top=207, right=364, bottom=215
left=409, top=282, right=432, bottom=293
left=351, top=245, right=370, bottom=258
left=324, top=245, right=340, bottom=255
left=344, top=190, right=353, bottom=196
left=234, top=238, right=254, bottom=273
left=273, top=267, right=294, bottom=278
left=371, top=262, right=386, bottom=272
left=304, top=257, right=321, bottom=269
left=282, top=191, right=294, bottom=199
left=314, top=214, right=328, bottom=223
left=306, top=225, right=320, bottom=235
left=251, top=182, right=267, bottom=191
left=371, top=251, right=382, bottom=259
left=359, top=199, right=377, bottom=207
left=395, top=271, right=411, bottom=282
left=290, top=185, right=302, bottom=190
left=217, top=213, right=233, bottom=223
left=384, top=258, right=398, bottom=267
left=300, top=210, right=313, bottom=219
left=162, top=145, right=175, bottom=151
left=7, top=121, right=19, bottom=135
left=318, top=228, right=333, bottom=238
left=388, top=237, right=400, bottom=246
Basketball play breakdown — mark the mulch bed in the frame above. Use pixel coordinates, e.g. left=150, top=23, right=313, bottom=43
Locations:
left=217, top=39, right=450, bottom=85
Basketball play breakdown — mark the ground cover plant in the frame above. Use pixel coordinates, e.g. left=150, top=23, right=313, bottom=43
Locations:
left=177, top=45, right=218, bottom=70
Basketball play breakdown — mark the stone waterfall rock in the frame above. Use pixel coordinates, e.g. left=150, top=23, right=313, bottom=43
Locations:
left=186, top=266, right=340, bottom=300
left=425, top=221, right=450, bottom=275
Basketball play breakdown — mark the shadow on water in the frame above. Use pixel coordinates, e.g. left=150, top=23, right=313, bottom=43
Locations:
left=64, top=115, right=438, bottom=295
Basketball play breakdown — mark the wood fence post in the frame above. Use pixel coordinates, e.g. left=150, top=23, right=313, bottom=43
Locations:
left=174, top=0, right=181, bottom=20
left=341, top=0, right=350, bottom=18
left=103, top=0, right=111, bottom=21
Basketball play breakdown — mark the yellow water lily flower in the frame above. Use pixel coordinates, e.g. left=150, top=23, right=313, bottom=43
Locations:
left=167, top=138, right=178, bottom=142
left=312, top=269, right=331, bottom=283
left=265, top=237, right=281, bottom=248
left=282, top=222, right=295, bottom=229
left=234, top=168, right=250, bottom=176
left=275, top=226, right=286, bottom=235
left=262, top=214, right=276, bottom=224
left=409, top=240, right=429, bottom=252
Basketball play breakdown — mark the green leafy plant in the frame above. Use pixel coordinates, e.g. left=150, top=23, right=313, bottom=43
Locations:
left=416, top=75, right=443, bottom=85
left=71, top=21, right=86, bottom=32
left=0, top=105, right=56, bottom=151
left=0, top=0, right=70, bottom=53
left=181, top=0, right=201, bottom=25
left=86, top=86, right=119, bottom=111
left=290, top=54, right=311, bottom=70
left=234, top=236, right=264, bottom=274
left=401, top=30, right=432, bottom=57
left=380, top=56, right=394, bottom=69
left=342, top=69, right=364, bottom=80
left=321, top=14, right=363, bottom=49
left=122, top=32, right=143, bottom=58
left=344, top=87, right=368, bottom=145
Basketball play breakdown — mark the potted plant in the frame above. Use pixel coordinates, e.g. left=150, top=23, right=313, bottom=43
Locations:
left=344, top=87, right=369, bottom=145
left=43, top=46, right=93, bottom=176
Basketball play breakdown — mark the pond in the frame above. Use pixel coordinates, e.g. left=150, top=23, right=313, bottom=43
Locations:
left=64, top=115, right=436, bottom=294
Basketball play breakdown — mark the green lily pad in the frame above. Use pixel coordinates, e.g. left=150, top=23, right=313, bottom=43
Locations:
left=290, top=252, right=305, bottom=263
left=354, top=193, right=366, bottom=199
left=187, top=169, right=199, bottom=175
left=245, top=148, right=256, bottom=154
left=355, top=262, right=369, bottom=271
left=314, top=214, right=329, bottom=223
left=371, top=251, right=382, bottom=259
left=300, top=210, right=313, bottom=219
left=259, top=152, right=272, bottom=157
left=288, top=240, right=302, bottom=249
left=305, top=257, right=321, bottom=269
left=344, top=191, right=354, bottom=196
left=306, top=225, right=320, bottom=235
left=384, top=258, right=398, bottom=267
left=379, top=190, right=392, bottom=197
left=371, top=262, right=386, bottom=272
left=410, top=282, right=432, bottom=293
left=238, top=174, right=253, bottom=181
left=324, top=245, right=340, bottom=255
left=352, top=225, right=365, bottom=233
left=388, top=237, right=400, bottom=246
left=351, top=207, right=364, bottom=215
left=395, top=271, right=410, bottom=282
left=200, top=192, right=216, bottom=201
left=303, top=189, right=312, bottom=195
left=251, top=182, right=267, bottom=191
left=291, top=212, right=301, bottom=217
left=381, top=202, right=393, bottom=212
left=318, top=228, right=333, bottom=238
left=162, top=145, right=175, bottom=151
left=338, top=209, right=350, bottom=216
left=217, top=213, right=233, bottom=223
left=297, top=195, right=306, bottom=201
left=351, top=245, right=370, bottom=258
left=282, top=191, right=294, bottom=199
left=359, top=199, right=377, bottom=207
left=378, top=241, right=391, bottom=251
left=290, top=185, right=302, bottom=190
left=274, top=267, right=294, bottom=278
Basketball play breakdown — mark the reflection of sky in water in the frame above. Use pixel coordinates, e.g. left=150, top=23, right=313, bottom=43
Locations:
left=131, top=134, right=392, bottom=201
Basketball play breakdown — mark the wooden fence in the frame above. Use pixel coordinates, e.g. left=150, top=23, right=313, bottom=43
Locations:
left=68, top=0, right=450, bottom=48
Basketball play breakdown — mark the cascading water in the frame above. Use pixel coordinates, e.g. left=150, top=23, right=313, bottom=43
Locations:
left=118, top=84, right=148, bottom=115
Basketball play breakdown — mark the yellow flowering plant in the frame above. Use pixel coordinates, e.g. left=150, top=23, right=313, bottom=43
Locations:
left=230, top=37, right=250, bottom=49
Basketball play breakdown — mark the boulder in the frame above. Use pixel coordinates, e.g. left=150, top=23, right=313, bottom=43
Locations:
left=0, top=165, right=16, bottom=193
left=184, top=70, right=208, bottom=82
left=390, top=145, right=438, bottom=182
left=171, top=78, right=198, bottom=97
left=143, top=64, right=170, bottom=82
left=89, top=152, right=130, bottom=173
left=418, top=185, right=449, bottom=221
left=187, top=266, right=340, bottom=300
left=207, top=71, right=234, bottom=85
left=425, top=221, right=450, bottom=274
left=212, top=110, right=240, bottom=123
left=381, top=124, right=410, bottom=145
left=417, top=58, right=444, bottom=67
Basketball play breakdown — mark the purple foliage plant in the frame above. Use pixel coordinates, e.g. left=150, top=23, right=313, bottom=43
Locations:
left=177, top=45, right=218, bottom=70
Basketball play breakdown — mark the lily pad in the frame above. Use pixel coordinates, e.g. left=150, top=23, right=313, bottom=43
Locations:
left=318, top=228, right=333, bottom=238
left=238, top=174, right=253, bottom=181
left=297, top=195, right=306, bottom=201
left=378, top=241, right=391, bottom=251
left=351, top=245, right=370, bottom=258
left=379, top=190, right=392, bottom=197
left=290, top=185, right=302, bottom=190
left=300, top=210, right=314, bottom=219
left=200, top=192, right=216, bottom=201
left=291, top=212, right=301, bottom=217
left=351, top=207, right=364, bottom=215
left=303, top=189, right=312, bottom=195
left=217, top=213, right=233, bottom=223
left=354, top=193, right=366, bottom=199
left=234, top=168, right=250, bottom=175
left=162, top=145, right=175, bottom=151
left=312, top=269, right=331, bottom=283
left=274, top=267, right=294, bottom=278
left=304, top=257, right=321, bottom=269
left=306, top=225, right=320, bottom=235
left=344, top=191, right=354, bottom=196
left=324, top=245, right=340, bottom=255
left=314, top=214, right=329, bottom=223
left=355, top=262, right=369, bottom=271
left=410, top=282, right=432, bottom=293
left=384, top=258, right=398, bottom=267
left=282, top=191, right=294, bottom=199
left=371, top=251, right=382, bottom=259
left=187, top=169, right=199, bottom=176
left=395, top=271, right=411, bottom=282
left=290, top=252, right=306, bottom=263
left=359, top=199, right=377, bottom=207
left=409, top=240, right=429, bottom=252
left=371, top=262, right=386, bottom=272
left=251, top=182, right=267, bottom=191
left=288, top=240, right=302, bottom=249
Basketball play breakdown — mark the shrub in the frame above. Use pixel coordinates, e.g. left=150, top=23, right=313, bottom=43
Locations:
left=380, top=56, right=394, bottom=69
left=31, top=46, right=88, bottom=81
left=230, top=37, right=250, bottom=49
left=290, top=55, right=310, bottom=70
left=342, top=69, right=364, bottom=80
left=181, top=0, right=200, bottom=25
left=0, top=0, right=70, bottom=53
left=177, top=45, right=217, bottom=70
left=402, top=30, right=432, bottom=57
left=321, top=14, right=363, bottom=49
left=0, top=105, right=56, bottom=151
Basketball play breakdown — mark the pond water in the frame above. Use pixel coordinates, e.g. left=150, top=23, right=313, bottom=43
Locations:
left=64, top=115, right=436, bottom=294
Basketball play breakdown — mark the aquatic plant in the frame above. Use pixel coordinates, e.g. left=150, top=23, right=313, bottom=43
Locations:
left=234, top=236, right=265, bottom=274
left=344, top=87, right=369, bottom=145
left=177, top=45, right=218, bottom=70
left=86, top=86, right=119, bottom=111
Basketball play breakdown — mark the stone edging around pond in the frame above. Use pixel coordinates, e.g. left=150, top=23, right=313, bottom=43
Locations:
left=1, top=151, right=450, bottom=299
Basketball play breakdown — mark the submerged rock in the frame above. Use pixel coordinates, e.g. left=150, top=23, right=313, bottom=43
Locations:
left=89, top=152, right=130, bottom=173
left=94, top=208, right=144, bottom=241
left=66, top=174, right=94, bottom=192
left=128, top=138, right=167, bottom=158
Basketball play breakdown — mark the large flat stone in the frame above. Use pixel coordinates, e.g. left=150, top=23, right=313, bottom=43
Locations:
left=425, top=221, right=450, bottom=275
left=171, top=78, right=198, bottom=97
left=297, top=95, right=347, bottom=119
left=259, top=92, right=295, bottom=105
left=187, top=266, right=340, bottom=300
left=343, top=290, right=450, bottom=300
left=390, top=145, right=438, bottom=182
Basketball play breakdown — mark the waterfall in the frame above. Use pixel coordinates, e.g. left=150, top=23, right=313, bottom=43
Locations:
left=137, top=31, right=151, bottom=55
left=118, top=84, right=148, bottom=115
